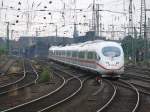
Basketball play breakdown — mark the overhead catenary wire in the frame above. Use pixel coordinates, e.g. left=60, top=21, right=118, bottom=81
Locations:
left=0, top=0, right=148, bottom=39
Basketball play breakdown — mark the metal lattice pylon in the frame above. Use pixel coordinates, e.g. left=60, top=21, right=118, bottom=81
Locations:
left=140, top=0, right=146, bottom=38
left=128, top=0, right=133, bottom=37
left=91, top=0, right=96, bottom=32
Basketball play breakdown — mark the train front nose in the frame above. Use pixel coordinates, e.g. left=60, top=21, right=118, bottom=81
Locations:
left=100, top=45, right=124, bottom=75
left=104, top=60, right=124, bottom=73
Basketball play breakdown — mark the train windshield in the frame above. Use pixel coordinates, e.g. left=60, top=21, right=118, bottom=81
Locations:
left=102, top=46, right=121, bottom=57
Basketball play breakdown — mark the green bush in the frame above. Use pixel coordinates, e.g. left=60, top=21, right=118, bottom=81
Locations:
left=39, top=67, right=53, bottom=82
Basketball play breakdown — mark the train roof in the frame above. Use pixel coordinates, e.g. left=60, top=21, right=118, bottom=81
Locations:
left=49, top=40, right=121, bottom=52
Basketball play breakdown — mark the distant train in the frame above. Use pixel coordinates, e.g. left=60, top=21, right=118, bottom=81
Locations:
left=49, top=40, right=124, bottom=80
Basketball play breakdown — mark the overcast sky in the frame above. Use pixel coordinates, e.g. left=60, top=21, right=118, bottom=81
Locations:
left=0, top=0, right=150, bottom=40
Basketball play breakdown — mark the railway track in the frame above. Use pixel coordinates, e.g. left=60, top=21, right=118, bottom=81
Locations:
left=122, top=77, right=150, bottom=112
left=126, top=63, right=150, bottom=89
left=0, top=72, right=23, bottom=87
left=0, top=60, right=38, bottom=96
left=124, top=73, right=150, bottom=81
left=125, top=65, right=150, bottom=112
left=2, top=64, right=83, bottom=112
left=39, top=60, right=122, bottom=112
left=0, top=60, right=65, bottom=112
left=0, top=57, right=9, bottom=71
left=0, top=73, right=25, bottom=95
left=124, top=73, right=150, bottom=95
left=0, top=59, right=16, bottom=76
left=50, top=60, right=141, bottom=112
left=0, top=58, right=23, bottom=87
left=0, top=59, right=142, bottom=112
left=99, top=79, right=139, bottom=112
left=130, top=82, right=150, bottom=95
left=137, top=92, right=150, bottom=112
left=0, top=60, right=39, bottom=111
left=0, top=60, right=25, bottom=88
left=126, top=64, right=150, bottom=72
left=47, top=59, right=141, bottom=112
left=96, top=80, right=116, bottom=112
left=125, top=65, right=150, bottom=78
left=37, top=60, right=118, bottom=112
left=126, top=76, right=150, bottom=95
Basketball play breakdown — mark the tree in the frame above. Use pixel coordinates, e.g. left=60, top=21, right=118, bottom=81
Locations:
left=0, top=46, right=7, bottom=56
left=122, top=36, right=145, bottom=60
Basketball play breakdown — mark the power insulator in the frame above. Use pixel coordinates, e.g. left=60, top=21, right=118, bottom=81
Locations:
left=18, top=2, right=21, bottom=5
left=49, top=1, right=52, bottom=4
left=16, top=20, right=19, bottom=23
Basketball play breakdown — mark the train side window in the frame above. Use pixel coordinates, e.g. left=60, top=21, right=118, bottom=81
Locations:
left=67, top=51, right=69, bottom=56
left=64, top=51, right=66, bottom=56
left=52, top=51, right=54, bottom=55
left=56, top=51, right=57, bottom=55
left=61, top=51, right=63, bottom=56
left=69, top=51, right=71, bottom=57
left=79, top=51, right=85, bottom=59
left=63, top=51, right=66, bottom=56
left=58, top=51, right=61, bottom=56
left=62, top=50, right=65, bottom=56
left=64, top=51, right=67, bottom=56
left=67, top=51, right=71, bottom=57
left=70, top=51, right=73, bottom=57
left=51, top=51, right=53, bottom=55
left=72, top=51, right=75, bottom=57
left=72, top=51, right=78, bottom=57
left=87, top=51, right=93, bottom=59
left=57, top=51, right=59, bottom=56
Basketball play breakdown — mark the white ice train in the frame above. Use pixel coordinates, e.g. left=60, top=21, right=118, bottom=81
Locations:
left=49, top=40, right=124, bottom=80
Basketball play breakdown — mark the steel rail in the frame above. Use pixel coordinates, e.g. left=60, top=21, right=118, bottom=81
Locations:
left=2, top=71, right=65, bottom=112
left=38, top=71, right=84, bottom=112
left=0, top=59, right=25, bottom=88
left=130, top=82, right=150, bottom=95
left=118, top=79, right=140, bottom=112
left=0, top=61, right=38, bottom=95
left=96, top=80, right=117, bottom=112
